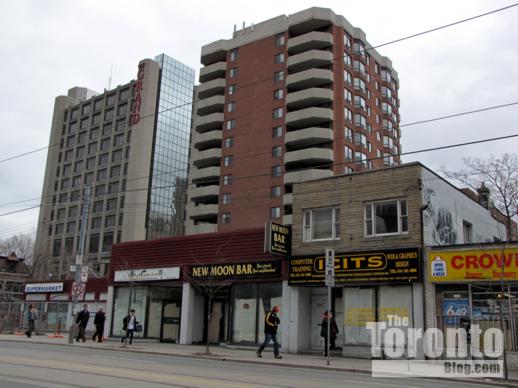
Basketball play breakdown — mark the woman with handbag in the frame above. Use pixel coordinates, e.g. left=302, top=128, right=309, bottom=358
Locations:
left=121, top=309, right=139, bottom=347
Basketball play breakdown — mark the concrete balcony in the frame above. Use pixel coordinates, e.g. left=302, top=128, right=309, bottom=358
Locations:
left=201, top=45, right=227, bottom=66
left=193, top=130, right=222, bottom=150
left=283, top=193, right=293, bottom=206
left=194, top=112, right=224, bottom=133
left=197, top=78, right=226, bottom=99
left=285, top=127, right=333, bottom=148
left=284, top=148, right=334, bottom=166
left=188, top=223, right=218, bottom=235
left=199, top=61, right=226, bottom=83
left=197, top=95, right=225, bottom=116
left=191, top=166, right=221, bottom=184
left=284, top=168, right=333, bottom=185
left=286, top=68, right=333, bottom=91
left=286, top=87, right=333, bottom=110
left=287, top=50, right=333, bottom=73
left=285, top=107, right=333, bottom=129
left=193, top=148, right=222, bottom=168
left=189, top=204, right=219, bottom=221
left=190, top=185, right=220, bottom=202
left=288, top=31, right=333, bottom=55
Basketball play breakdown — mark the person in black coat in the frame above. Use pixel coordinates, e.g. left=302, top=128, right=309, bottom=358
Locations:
left=75, top=304, right=90, bottom=342
left=121, top=309, right=138, bottom=346
left=321, top=310, right=339, bottom=357
left=92, top=307, right=106, bottom=343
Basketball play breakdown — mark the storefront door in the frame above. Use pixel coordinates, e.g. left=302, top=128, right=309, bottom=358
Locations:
left=160, top=300, right=181, bottom=343
left=208, top=300, right=225, bottom=344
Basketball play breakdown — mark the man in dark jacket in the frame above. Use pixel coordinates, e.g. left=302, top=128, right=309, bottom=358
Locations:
left=256, top=305, right=282, bottom=359
left=75, top=304, right=90, bottom=343
left=321, top=310, right=339, bottom=357
left=25, top=304, right=37, bottom=338
left=92, top=307, right=106, bottom=343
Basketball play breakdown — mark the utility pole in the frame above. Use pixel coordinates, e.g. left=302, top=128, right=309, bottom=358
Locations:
left=67, top=185, right=91, bottom=344
left=325, top=248, right=335, bottom=366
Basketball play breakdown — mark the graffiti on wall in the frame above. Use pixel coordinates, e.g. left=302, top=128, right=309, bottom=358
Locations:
left=423, top=186, right=458, bottom=245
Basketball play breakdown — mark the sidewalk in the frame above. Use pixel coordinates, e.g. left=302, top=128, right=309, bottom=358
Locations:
left=1, top=333, right=517, bottom=386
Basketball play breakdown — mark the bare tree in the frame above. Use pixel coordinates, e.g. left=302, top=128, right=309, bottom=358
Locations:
left=187, top=236, right=234, bottom=355
left=0, top=233, right=35, bottom=267
left=442, top=153, right=518, bottom=241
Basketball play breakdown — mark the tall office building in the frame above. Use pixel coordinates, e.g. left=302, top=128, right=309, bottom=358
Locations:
left=34, top=54, right=195, bottom=279
left=186, top=7, right=401, bottom=234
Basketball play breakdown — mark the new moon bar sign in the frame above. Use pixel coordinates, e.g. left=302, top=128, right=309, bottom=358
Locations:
left=265, top=221, right=291, bottom=256
left=289, top=248, right=420, bottom=285
left=191, top=260, right=281, bottom=280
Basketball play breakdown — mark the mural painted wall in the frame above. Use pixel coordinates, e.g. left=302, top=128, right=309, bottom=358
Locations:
left=420, top=168, right=505, bottom=246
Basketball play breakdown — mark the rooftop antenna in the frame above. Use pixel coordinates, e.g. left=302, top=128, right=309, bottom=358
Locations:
left=107, top=64, right=113, bottom=90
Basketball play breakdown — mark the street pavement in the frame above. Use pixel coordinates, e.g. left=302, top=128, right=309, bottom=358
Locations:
left=0, top=334, right=518, bottom=387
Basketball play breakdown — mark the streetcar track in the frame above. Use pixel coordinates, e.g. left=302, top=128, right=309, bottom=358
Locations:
left=0, top=371, right=95, bottom=388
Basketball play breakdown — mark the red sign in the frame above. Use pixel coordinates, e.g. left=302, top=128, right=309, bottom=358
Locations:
left=131, top=62, right=145, bottom=125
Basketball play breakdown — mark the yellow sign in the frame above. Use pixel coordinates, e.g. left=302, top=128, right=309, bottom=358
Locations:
left=345, top=308, right=374, bottom=326
left=429, top=247, right=518, bottom=282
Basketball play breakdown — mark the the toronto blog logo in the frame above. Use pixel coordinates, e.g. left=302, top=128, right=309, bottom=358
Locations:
left=367, top=314, right=503, bottom=378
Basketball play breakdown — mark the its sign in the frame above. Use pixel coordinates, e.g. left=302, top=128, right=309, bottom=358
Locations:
left=114, top=267, right=180, bottom=282
left=191, top=260, right=281, bottom=280
left=25, top=283, right=64, bottom=293
left=265, top=222, right=291, bottom=256
left=130, top=62, right=145, bottom=125
left=429, top=247, right=518, bottom=282
left=289, top=248, right=420, bottom=285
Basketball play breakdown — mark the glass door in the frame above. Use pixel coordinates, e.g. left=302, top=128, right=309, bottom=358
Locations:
left=160, top=300, right=181, bottom=343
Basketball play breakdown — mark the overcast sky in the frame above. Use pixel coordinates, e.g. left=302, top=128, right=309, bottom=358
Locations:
left=0, top=0, right=517, bottom=237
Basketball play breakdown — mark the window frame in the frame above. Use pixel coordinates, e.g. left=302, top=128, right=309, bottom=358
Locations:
left=364, top=199, right=408, bottom=237
left=302, top=207, right=341, bottom=242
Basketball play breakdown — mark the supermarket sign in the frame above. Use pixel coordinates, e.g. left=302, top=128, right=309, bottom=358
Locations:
left=429, top=247, right=518, bottom=282
left=25, top=283, right=64, bottom=293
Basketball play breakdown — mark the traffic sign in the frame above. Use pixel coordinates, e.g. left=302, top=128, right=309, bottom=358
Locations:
left=325, top=248, right=335, bottom=287
left=80, top=272, right=88, bottom=283
left=72, top=282, right=85, bottom=297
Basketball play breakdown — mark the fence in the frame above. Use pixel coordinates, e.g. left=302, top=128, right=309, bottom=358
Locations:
left=0, top=302, right=24, bottom=333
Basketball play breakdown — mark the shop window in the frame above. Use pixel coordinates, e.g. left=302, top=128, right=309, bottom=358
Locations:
left=232, top=283, right=282, bottom=344
left=364, top=199, right=407, bottom=237
left=303, top=207, right=341, bottom=242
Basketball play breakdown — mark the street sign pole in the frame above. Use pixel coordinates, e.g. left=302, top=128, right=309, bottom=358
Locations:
left=325, top=248, right=335, bottom=366
left=68, top=185, right=90, bottom=344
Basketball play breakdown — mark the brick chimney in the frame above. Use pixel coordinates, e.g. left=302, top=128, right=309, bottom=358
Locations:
left=477, top=182, right=490, bottom=209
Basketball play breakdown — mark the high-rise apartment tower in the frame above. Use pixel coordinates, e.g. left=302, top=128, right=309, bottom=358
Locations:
left=186, top=8, right=400, bottom=234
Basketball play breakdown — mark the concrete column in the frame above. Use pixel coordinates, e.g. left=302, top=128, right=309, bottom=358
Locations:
left=412, top=283, right=425, bottom=359
left=180, top=282, right=195, bottom=344
left=105, top=286, right=114, bottom=336
left=281, top=280, right=290, bottom=354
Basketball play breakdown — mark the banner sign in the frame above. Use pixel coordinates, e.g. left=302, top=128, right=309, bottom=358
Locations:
left=289, top=248, right=420, bottom=285
left=429, top=247, right=518, bottom=282
left=191, top=260, right=281, bottom=280
left=265, top=221, right=291, bottom=256
left=114, top=267, right=180, bottom=282
left=25, top=283, right=64, bottom=293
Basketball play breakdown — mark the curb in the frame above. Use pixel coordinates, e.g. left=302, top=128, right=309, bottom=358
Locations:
left=2, top=338, right=518, bottom=387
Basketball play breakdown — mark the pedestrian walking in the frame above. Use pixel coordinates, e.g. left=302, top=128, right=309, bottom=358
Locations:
left=75, top=304, right=90, bottom=342
left=320, top=310, right=339, bottom=357
left=92, top=307, right=106, bottom=343
left=256, top=305, right=282, bottom=359
left=25, top=304, right=37, bottom=338
left=121, top=309, right=138, bottom=347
